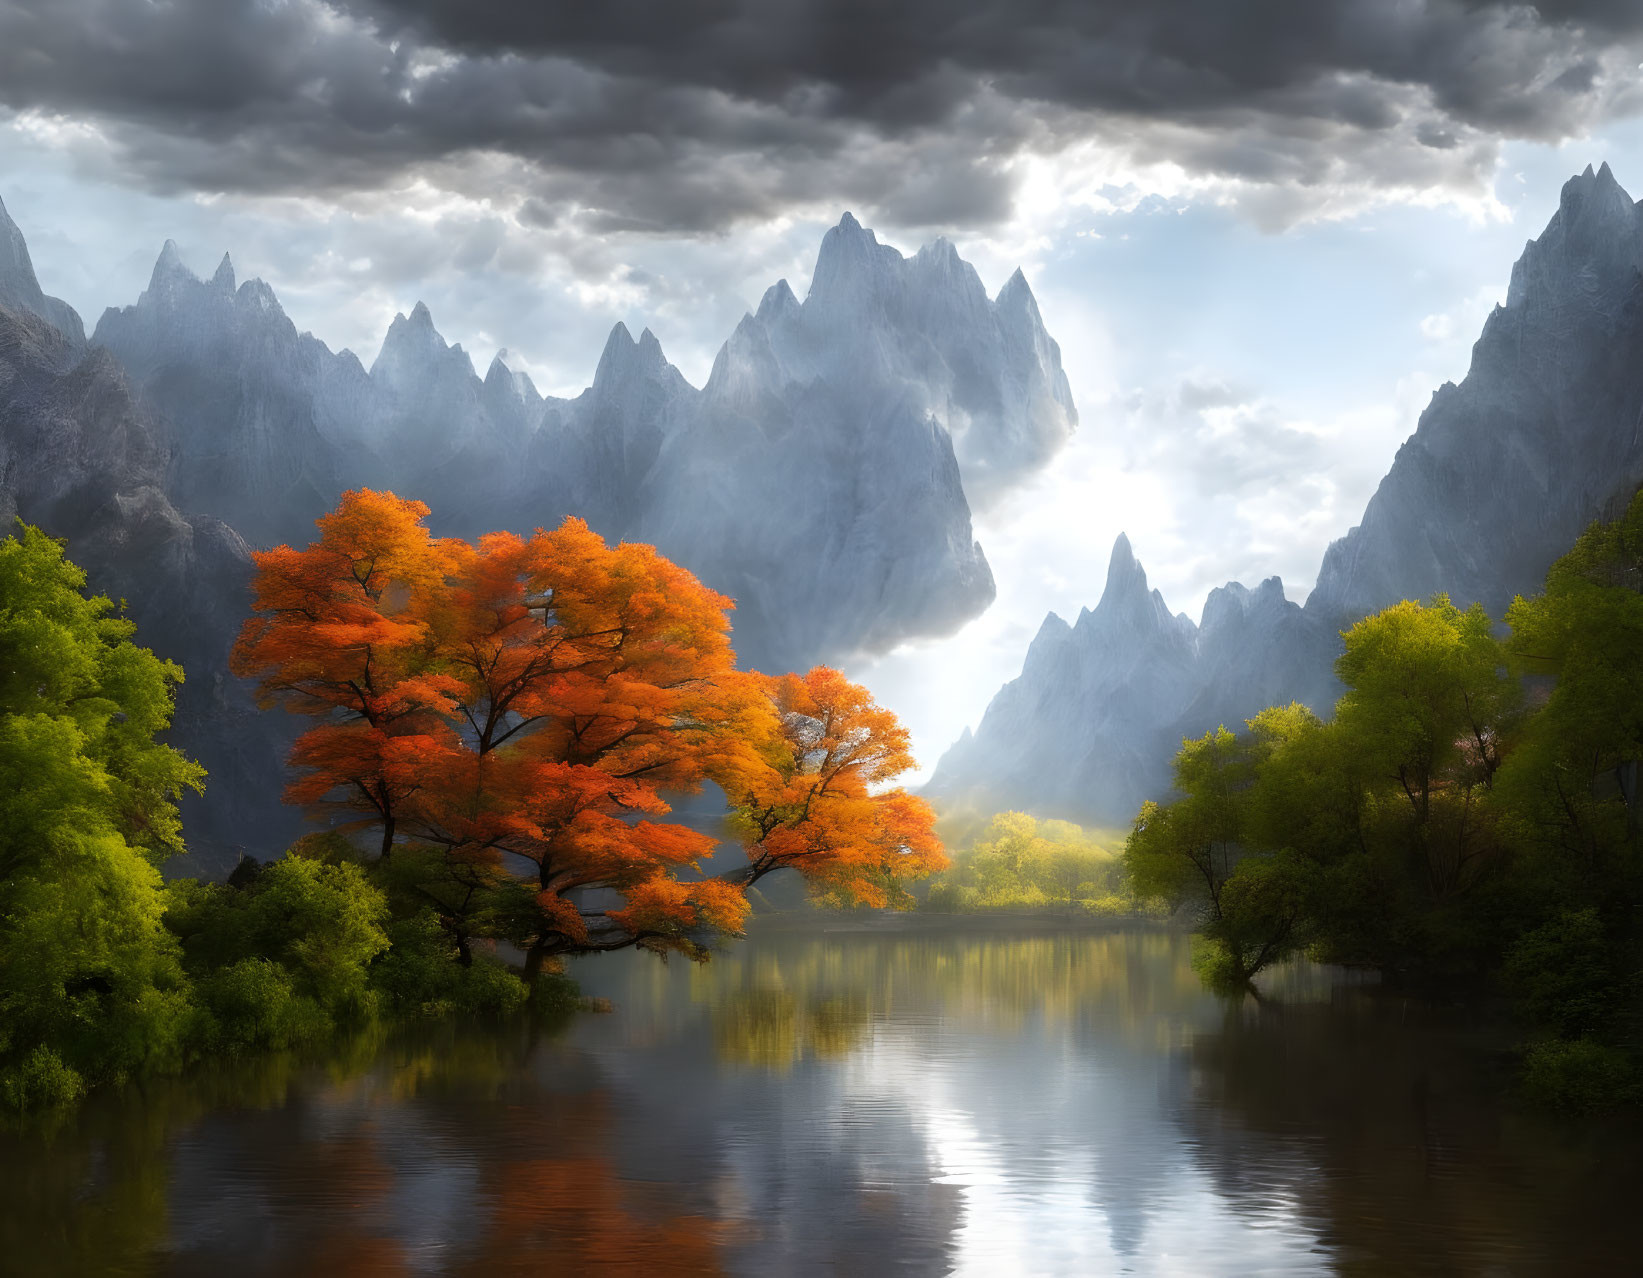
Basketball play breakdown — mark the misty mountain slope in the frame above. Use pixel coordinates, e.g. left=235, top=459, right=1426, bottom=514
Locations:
left=933, top=163, right=1643, bottom=827
left=749, top=214, right=1077, bottom=506
left=926, top=537, right=1334, bottom=823
left=0, top=195, right=85, bottom=346
left=90, top=214, right=1065, bottom=672
left=0, top=299, right=302, bottom=870
left=92, top=245, right=362, bottom=546
left=1308, top=162, right=1643, bottom=621
left=529, top=322, right=694, bottom=537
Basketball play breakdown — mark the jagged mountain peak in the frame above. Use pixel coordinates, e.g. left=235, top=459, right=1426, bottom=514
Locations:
left=1505, top=161, right=1643, bottom=308
left=1200, top=575, right=1290, bottom=636
left=995, top=266, right=1052, bottom=331
left=780, top=212, right=1076, bottom=501
left=809, top=211, right=903, bottom=303
left=1101, top=532, right=1145, bottom=593
left=211, top=252, right=236, bottom=292
left=149, top=239, right=191, bottom=286
left=484, top=349, right=540, bottom=405
left=372, top=302, right=448, bottom=375
left=756, top=277, right=799, bottom=322
left=1070, top=533, right=1195, bottom=642
left=917, top=235, right=961, bottom=265
left=1555, top=159, right=1635, bottom=231
left=592, top=320, right=674, bottom=392
left=0, top=192, right=86, bottom=344
left=1035, top=611, right=1074, bottom=644
left=996, top=266, right=1032, bottom=303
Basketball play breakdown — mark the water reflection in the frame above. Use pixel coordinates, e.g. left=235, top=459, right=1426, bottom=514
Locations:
left=1180, top=996, right=1641, bottom=1277
left=0, top=929, right=1636, bottom=1276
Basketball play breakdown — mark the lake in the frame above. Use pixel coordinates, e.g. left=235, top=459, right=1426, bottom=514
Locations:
left=1, top=926, right=1637, bottom=1276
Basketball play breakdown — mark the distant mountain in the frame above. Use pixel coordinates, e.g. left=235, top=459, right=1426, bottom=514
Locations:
left=926, top=537, right=1335, bottom=823
left=90, top=213, right=1070, bottom=672
left=634, top=214, right=1036, bottom=666
left=931, top=163, right=1643, bottom=826
left=2, top=204, right=1073, bottom=867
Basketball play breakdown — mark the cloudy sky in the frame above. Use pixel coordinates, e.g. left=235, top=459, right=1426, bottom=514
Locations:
left=4, top=0, right=1643, bottom=776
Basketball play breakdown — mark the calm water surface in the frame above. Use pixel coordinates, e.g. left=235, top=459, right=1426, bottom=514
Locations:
left=2, top=927, right=1637, bottom=1276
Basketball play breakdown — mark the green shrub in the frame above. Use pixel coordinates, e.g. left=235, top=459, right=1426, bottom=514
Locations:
left=168, top=853, right=390, bottom=1026
left=371, top=910, right=526, bottom=1018
left=1502, top=908, right=1618, bottom=1038
left=195, top=958, right=328, bottom=1055
left=0, top=1046, right=85, bottom=1111
left=1521, top=1038, right=1638, bottom=1116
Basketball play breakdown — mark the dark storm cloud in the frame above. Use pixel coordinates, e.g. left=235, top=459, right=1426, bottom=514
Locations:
left=1, top=0, right=1640, bottom=232
left=363, top=0, right=1643, bottom=126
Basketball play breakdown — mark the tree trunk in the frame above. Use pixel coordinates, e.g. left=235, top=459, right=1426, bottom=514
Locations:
left=523, top=942, right=548, bottom=986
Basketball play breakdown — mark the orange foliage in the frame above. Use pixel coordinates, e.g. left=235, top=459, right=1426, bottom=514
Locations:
left=234, top=492, right=942, bottom=960
left=730, top=667, right=948, bottom=907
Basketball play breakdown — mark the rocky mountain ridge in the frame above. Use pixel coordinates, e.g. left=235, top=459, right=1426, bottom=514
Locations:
left=90, top=213, right=1073, bottom=671
left=3, top=205, right=1075, bottom=867
left=930, top=162, right=1643, bottom=826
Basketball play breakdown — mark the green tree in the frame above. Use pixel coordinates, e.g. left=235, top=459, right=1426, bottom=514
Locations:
left=1492, top=490, right=1643, bottom=1096
left=165, top=847, right=393, bottom=1050
left=1123, top=725, right=1311, bottom=988
left=0, top=525, right=205, bottom=1107
left=925, top=812, right=1123, bottom=913
left=1124, top=726, right=1248, bottom=916
left=1502, top=489, right=1643, bottom=878
left=1335, top=595, right=1517, bottom=900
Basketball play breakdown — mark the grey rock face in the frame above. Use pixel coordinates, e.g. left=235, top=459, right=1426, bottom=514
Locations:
left=926, top=537, right=1332, bottom=825
left=1308, top=161, right=1643, bottom=622
left=91, top=215, right=1065, bottom=672
left=0, top=299, right=302, bottom=872
left=755, top=214, right=1076, bottom=507
left=0, top=195, right=85, bottom=345
left=93, top=244, right=359, bottom=546
left=634, top=225, right=1010, bottom=669
left=933, top=163, right=1643, bottom=827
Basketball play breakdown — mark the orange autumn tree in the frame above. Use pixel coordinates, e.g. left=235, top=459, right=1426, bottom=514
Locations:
left=726, top=667, right=946, bottom=908
left=233, top=489, right=943, bottom=968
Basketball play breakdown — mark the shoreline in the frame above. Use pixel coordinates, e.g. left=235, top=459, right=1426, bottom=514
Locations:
left=742, top=910, right=1177, bottom=937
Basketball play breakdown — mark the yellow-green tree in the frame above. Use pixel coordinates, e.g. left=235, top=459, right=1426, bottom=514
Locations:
left=929, top=812, right=1123, bottom=912
left=0, top=525, right=205, bottom=1108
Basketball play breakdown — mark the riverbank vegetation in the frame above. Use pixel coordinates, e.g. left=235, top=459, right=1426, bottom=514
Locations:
left=0, top=496, right=945, bottom=1111
left=1124, top=490, right=1643, bottom=1111
left=923, top=811, right=1157, bottom=917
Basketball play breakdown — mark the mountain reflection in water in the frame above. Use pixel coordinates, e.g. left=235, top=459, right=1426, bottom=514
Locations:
left=0, top=929, right=1636, bottom=1276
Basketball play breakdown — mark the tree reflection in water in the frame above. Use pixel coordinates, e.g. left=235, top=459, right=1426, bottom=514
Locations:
left=1180, top=991, right=1641, bottom=1277
left=2, top=932, right=1639, bottom=1276
left=0, top=1023, right=729, bottom=1277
